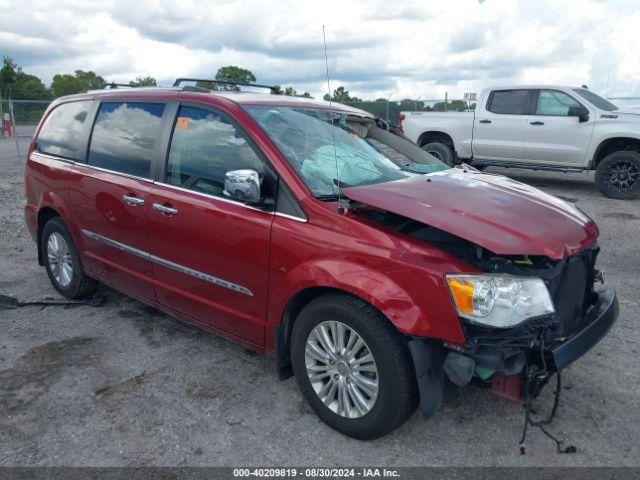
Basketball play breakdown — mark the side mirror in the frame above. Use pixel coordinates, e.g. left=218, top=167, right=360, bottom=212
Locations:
left=568, top=106, right=589, bottom=123
left=224, top=169, right=262, bottom=203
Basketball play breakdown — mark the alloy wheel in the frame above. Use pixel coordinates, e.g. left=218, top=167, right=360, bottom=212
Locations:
left=47, top=232, right=73, bottom=287
left=606, top=159, right=639, bottom=191
left=305, top=320, right=379, bottom=419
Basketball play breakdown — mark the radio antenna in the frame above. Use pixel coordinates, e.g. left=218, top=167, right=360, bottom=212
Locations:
left=322, top=25, right=344, bottom=214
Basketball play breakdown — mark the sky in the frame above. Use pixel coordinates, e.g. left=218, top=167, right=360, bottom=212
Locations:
left=1, top=0, right=640, bottom=100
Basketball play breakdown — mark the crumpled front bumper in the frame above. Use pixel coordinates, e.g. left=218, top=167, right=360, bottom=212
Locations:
left=407, top=286, right=618, bottom=418
left=550, top=286, right=618, bottom=370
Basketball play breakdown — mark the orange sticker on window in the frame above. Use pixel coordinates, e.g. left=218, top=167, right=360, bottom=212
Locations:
left=176, top=117, right=190, bottom=131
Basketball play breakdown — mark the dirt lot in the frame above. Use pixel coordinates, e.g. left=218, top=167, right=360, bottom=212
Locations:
left=0, top=150, right=639, bottom=466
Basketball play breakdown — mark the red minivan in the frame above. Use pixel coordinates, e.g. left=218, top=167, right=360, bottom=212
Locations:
left=24, top=81, right=618, bottom=439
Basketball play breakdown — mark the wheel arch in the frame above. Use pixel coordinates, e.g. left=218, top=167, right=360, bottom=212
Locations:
left=416, top=130, right=455, bottom=149
left=274, top=286, right=372, bottom=380
left=37, top=207, right=61, bottom=265
left=275, top=286, right=375, bottom=380
left=591, top=136, right=640, bottom=168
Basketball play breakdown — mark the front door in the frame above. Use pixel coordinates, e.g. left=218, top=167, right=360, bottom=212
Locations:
left=147, top=104, right=274, bottom=346
left=67, top=101, right=167, bottom=300
left=472, top=89, right=531, bottom=161
left=524, top=89, right=595, bottom=165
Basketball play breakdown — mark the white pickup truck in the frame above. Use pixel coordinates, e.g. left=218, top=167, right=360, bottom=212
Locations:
left=400, top=86, right=640, bottom=199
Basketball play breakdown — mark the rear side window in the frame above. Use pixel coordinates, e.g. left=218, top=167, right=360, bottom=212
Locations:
left=487, top=90, right=530, bottom=115
left=165, top=106, right=266, bottom=198
left=88, top=102, right=165, bottom=178
left=36, top=101, right=92, bottom=160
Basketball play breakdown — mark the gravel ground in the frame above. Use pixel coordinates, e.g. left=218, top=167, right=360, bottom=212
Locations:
left=0, top=150, right=639, bottom=467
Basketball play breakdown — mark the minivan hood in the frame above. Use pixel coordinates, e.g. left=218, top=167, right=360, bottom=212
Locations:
left=342, top=169, right=598, bottom=260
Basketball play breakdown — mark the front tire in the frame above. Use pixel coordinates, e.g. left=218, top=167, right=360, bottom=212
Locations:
left=595, top=151, right=640, bottom=199
left=291, top=294, right=417, bottom=440
left=41, top=217, right=98, bottom=299
left=422, top=142, right=455, bottom=166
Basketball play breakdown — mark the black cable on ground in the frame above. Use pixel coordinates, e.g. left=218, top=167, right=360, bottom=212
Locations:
left=518, top=332, right=577, bottom=455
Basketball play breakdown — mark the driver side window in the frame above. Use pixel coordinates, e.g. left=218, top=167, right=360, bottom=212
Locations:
left=536, top=90, right=582, bottom=116
left=166, top=106, right=266, bottom=198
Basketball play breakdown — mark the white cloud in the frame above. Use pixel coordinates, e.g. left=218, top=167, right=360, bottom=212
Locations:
left=1, top=0, right=639, bottom=99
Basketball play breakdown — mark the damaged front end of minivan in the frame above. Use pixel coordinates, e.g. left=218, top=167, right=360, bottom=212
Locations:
left=341, top=170, right=618, bottom=449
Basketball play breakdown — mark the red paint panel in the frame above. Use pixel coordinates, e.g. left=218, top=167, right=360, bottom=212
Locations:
left=67, top=163, right=155, bottom=299
left=147, top=183, right=272, bottom=346
left=265, top=201, right=471, bottom=350
left=342, top=169, right=599, bottom=260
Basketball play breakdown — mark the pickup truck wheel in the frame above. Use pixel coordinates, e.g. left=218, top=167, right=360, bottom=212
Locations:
left=41, top=218, right=98, bottom=299
left=422, top=142, right=454, bottom=166
left=595, top=151, right=640, bottom=199
left=290, top=294, right=417, bottom=440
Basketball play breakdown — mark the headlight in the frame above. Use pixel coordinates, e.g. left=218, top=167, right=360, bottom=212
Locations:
left=445, top=274, right=554, bottom=328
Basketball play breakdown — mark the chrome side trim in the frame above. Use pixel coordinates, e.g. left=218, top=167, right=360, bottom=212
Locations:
left=148, top=254, right=253, bottom=296
left=82, top=229, right=149, bottom=260
left=81, top=229, right=253, bottom=296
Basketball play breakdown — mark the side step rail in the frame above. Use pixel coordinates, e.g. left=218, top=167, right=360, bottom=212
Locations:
left=472, top=161, right=585, bottom=173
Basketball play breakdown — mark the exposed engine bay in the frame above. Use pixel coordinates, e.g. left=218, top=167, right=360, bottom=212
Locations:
left=354, top=206, right=602, bottom=382
left=351, top=205, right=608, bottom=454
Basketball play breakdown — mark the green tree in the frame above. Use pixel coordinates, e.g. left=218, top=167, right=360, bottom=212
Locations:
left=323, top=86, right=361, bottom=103
left=129, top=76, right=157, bottom=87
left=195, top=66, right=257, bottom=90
left=430, top=99, right=469, bottom=112
left=14, top=73, right=49, bottom=100
left=272, top=85, right=308, bottom=96
left=0, top=56, right=49, bottom=99
left=51, top=70, right=105, bottom=97
left=215, top=65, right=256, bottom=89
left=0, top=57, right=18, bottom=97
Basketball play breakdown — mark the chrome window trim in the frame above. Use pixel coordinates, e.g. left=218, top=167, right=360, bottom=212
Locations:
left=153, top=182, right=308, bottom=222
left=154, top=181, right=254, bottom=209
left=33, top=152, right=308, bottom=223
left=274, top=212, right=308, bottom=223
left=32, top=151, right=76, bottom=165
left=32, top=151, right=153, bottom=183
left=81, top=229, right=253, bottom=296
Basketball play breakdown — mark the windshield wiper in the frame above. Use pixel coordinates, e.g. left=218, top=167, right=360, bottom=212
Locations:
left=315, top=193, right=340, bottom=201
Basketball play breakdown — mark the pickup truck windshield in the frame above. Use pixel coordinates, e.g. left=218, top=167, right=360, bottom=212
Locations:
left=244, top=105, right=447, bottom=197
left=573, top=89, right=619, bottom=111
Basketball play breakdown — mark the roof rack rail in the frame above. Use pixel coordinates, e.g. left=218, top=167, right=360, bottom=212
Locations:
left=100, top=82, right=139, bottom=89
left=173, top=78, right=279, bottom=94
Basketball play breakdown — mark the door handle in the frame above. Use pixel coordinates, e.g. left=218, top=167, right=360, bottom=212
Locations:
left=530, top=121, right=545, bottom=125
left=152, top=203, right=178, bottom=216
left=479, top=119, right=492, bottom=124
left=122, top=194, right=145, bottom=206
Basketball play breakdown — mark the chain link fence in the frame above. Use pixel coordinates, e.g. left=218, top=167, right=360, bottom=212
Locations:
left=1, top=100, right=52, bottom=170
left=1, top=95, right=639, bottom=171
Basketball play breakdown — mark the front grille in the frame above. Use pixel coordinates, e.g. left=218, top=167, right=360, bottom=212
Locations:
left=549, top=247, right=598, bottom=335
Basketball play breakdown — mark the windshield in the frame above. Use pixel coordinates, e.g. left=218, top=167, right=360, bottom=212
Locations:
left=573, top=88, right=619, bottom=111
left=244, top=106, right=447, bottom=197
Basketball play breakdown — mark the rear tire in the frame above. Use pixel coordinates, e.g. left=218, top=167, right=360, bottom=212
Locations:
left=291, top=294, right=417, bottom=440
left=422, top=142, right=455, bottom=166
left=41, top=217, right=98, bottom=299
left=595, top=151, right=640, bottom=199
